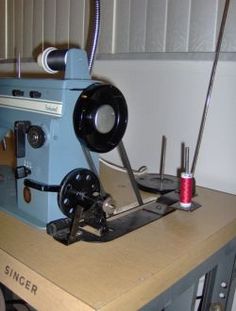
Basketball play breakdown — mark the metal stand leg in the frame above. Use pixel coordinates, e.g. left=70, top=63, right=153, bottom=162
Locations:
left=226, top=256, right=236, bottom=311
left=117, top=141, right=143, bottom=206
left=140, top=239, right=236, bottom=311
left=200, top=252, right=236, bottom=311
left=163, top=282, right=199, bottom=311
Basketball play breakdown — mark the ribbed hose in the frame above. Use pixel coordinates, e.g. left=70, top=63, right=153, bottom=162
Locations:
left=88, top=0, right=101, bottom=73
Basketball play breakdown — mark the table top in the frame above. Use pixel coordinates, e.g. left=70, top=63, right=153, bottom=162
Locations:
left=0, top=161, right=235, bottom=310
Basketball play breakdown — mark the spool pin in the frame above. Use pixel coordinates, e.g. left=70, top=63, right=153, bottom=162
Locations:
left=172, top=146, right=201, bottom=212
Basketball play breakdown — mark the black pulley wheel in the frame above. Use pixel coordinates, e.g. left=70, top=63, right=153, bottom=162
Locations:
left=58, top=168, right=100, bottom=218
left=73, top=84, right=128, bottom=153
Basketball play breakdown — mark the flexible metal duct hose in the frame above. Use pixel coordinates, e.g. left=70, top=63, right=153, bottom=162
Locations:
left=88, top=0, right=101, bottom=73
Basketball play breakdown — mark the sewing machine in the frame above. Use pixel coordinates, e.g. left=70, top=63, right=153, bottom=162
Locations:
left=0, top=48, right=128, bottom=231
left=0, top=48, right=188, bottom=245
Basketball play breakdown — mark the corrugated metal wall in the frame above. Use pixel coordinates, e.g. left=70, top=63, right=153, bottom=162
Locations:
left=0, top=0, right=236, bottom=59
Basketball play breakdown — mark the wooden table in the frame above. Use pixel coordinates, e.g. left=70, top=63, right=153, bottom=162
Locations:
left=0, top=161, right=235, bottom=310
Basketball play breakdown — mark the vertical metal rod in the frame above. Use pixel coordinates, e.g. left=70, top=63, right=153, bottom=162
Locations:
left=17, top=52, right=21, bottom=79
left=191, top=0, right=231, bottom=175
left=118, top=141, right=144, bottom=206
left=160, top=136, right=167, bottom=183
left=185, top=147, right=190, bottom=174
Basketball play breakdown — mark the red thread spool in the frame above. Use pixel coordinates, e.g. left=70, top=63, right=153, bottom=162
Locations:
left=180, top=172, right=193, bottom=208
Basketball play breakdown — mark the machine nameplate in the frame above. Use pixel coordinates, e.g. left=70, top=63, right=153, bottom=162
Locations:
left=4, top=264, right=38, bottom=295
left=0, top=96, right=62, bottom=117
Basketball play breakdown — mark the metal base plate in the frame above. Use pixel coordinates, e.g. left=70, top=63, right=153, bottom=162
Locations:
left=171, top=201, right=201, bottom=212
left=48, top=200, right=175, bottom=244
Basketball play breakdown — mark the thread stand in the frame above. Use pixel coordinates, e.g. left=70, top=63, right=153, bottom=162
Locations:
left=136, top=173, right=179, bottom=194
left=136, top=136, right=179, bottom=194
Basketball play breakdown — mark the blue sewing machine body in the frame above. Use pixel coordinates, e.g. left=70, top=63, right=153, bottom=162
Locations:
left=0, top=50, right=99, bottom=228
left=0, top=48, right=177, bottom=245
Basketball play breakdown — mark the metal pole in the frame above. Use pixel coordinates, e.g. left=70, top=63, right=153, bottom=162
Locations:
left=118, top=141, right=144, bottom=206
left=160, top=136, right=167, bottom=183
left=191, top=0, right=231, bottom=175
left=185, top=147, right=190, bottom=174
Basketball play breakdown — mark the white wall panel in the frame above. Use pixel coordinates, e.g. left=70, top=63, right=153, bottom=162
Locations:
left=44, top=0, right=56, bottom=47
left=129, top=0, right=148, bottom=52
left=145, top=0, right=167, bottom=52
left=14, top=0, right=24, bottom=55
left=69, top=0, right=86, bottom=49
left=218, top=0, right=236, bottom=51
left=98, top=0, right=116, bottom=53
left=32, top=0, right=44, bottom=54
left=166, top=0, right=191, bottom=52
left=6, top=0, right=14, bottom=58
left=83, top=0, right=90, bottom=51
left=189, top=0, right=218, bottom=51
left=217, top=0, right=226, bottom=50
left=56, top=0, right=70, bottom=48
left=115, top=0, right=130, bottom=53
left=0, top=0, right=6, bottom=58
left=23, top=0, right=34, bottom=57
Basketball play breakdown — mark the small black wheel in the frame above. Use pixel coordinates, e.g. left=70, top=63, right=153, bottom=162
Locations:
left=58, top=169, right=100, bottom=218
left=73, top=84, right=128, bottom=153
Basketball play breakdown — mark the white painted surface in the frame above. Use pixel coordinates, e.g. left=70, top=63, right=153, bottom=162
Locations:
left=93, top=59, right=236, bottom=195
left=0, top=0, right=6, bottom=58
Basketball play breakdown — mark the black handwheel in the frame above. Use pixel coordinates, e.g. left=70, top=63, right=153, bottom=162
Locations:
left=73, top=84, right=128, bottom=153
left=58, top=168, right=100, bottom=218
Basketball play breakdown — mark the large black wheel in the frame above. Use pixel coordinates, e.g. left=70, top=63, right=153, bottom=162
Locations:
left=73, top=84, right=128, bottom=153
